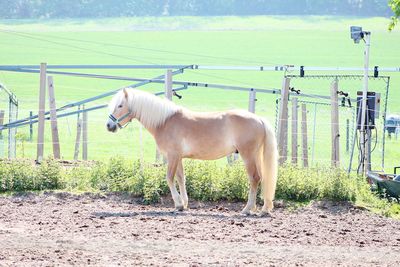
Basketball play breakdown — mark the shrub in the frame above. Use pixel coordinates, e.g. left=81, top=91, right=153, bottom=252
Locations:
left=8, top=160, right=37, bottom=191
left=37, top=158, right=63, bottom=190
left=1, top=157, right=399, bottom=218
left=64, top=166, right=93, bottom=191
left=276, top=164, right=320, bottom=201
left=0, top=159, right=37, bottom=191
left=105, top=157, right=133, bottom=191
left=219, top=161, right=248, bottom=201
left=141, top=164, right=168, bottom=203
left=185, top=160, right=222, bottom=201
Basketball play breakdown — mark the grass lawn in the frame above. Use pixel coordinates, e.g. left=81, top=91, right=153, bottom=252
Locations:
left=0, top=16, right=399, bottom=171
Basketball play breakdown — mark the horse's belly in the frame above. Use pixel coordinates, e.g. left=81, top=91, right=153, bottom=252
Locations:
left=181, top=138, right=235, bottom=160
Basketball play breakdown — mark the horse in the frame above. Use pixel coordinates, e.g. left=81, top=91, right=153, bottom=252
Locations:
left=106, top=88, right=278, bottom=216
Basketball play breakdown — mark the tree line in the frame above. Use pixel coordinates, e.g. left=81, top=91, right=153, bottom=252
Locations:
left=0, top=0, right=394, bottom=19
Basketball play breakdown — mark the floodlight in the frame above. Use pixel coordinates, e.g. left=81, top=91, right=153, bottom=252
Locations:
left=350, top=26, right=364, bottom=44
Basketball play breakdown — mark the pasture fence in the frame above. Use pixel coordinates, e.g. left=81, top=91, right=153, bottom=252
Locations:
left=277, top=74, right=390, bottom=173
left=0, top=82, right=18, bottom=158
left=0, top=64, right=396, bottom=173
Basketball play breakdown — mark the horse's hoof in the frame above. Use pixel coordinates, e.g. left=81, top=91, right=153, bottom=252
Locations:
left=259, top=210, right=273, bottom=217
left=175, top=206, right=184, bottom=212
left=241, top=209, right=251, bottom=216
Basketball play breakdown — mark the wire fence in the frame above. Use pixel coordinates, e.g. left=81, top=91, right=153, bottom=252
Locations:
left=1, top=71, right=399, bottom=172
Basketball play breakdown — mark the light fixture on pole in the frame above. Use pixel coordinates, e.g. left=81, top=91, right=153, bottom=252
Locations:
left=351, top=26, right=371, bottom=175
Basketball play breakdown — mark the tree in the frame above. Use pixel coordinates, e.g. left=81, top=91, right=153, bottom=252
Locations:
left=389, top=0, right=400, bottom=30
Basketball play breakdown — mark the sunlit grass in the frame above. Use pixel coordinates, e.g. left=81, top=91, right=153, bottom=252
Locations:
left=0, top=16, right=399, bottom=171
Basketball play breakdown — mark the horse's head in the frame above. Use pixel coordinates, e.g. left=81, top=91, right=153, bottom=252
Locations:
left=107, top=88, right=132, bottom=132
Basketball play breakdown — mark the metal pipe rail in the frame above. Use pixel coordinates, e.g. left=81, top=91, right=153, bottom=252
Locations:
left=0, top=87, right=189, bottom=130
left=0, top=64, right=399, bottom=72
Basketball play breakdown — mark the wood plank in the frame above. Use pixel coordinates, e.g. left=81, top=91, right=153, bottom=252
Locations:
left=74, top=106, right=82, bottom=160
left=47, top=76, right=60, bottom=159
left=74, top=119, right=82, bottom=160
left=248, top=89, right=256, bottom=113
left=156, top=69, right=173, bottom=163
left=36, top=63, right=47, bottom=162
left=346, top=118, right=350, bottom=153
left=330, top=80, right=340, bottom=167
left=165, top=69, right=173, bottom=100
left=301, top=103, right=309, bottom=167
left=7, top=102, right=17, bottom=159
left=29, top=111, right=33, bottom=141
left=291, top=97, right=298, bottom=164
left=82, top=105, right=88, bottom=160
left=277, top=77, right=290, bottom=165
left=0, top=110, right=4, bottom=157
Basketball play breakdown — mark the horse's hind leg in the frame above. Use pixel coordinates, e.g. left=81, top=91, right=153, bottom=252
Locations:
left=176, top=160, right=188, bottom=209
left=241, top=157, right=261, bottom=215
left=166, top=155, right=184, bottom=211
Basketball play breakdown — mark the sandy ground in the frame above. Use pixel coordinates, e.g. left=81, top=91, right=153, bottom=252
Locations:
left=0, top=192, right=400, bottom=266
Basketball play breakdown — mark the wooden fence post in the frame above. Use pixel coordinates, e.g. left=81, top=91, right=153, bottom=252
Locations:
left=0, top=110, right=4, bottom=157
left=277, top=77, right=290, bottom=165
left=156, top=69, right=173, bottom=163
left=47, top=76, right=60, bottom=159
left=346, top=118, right=350, bottom=153
left=330, top=80, right=340, bottom=167
left=248, top=89, right=256, bottom=113
left=74, top=106, right=82, bottom=160
left=301, top=103, right=309, bottom=167
left=291, top=97, right=298, bottom=164
left=8, top=99, right=17, bottom=159
left=29, top=111, right=33, bottom=141
left=165, top=69, right=173, bottom=100
left=82, top=105, right=88, bottom=160
left=36, top=62, right=47, bottom=162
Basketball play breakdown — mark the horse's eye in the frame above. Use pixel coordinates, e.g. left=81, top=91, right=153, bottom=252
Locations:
left=118, top=104, right=123, bottom=108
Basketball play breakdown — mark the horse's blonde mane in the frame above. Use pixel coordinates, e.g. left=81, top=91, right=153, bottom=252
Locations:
left=110, top=89, right=180, bottom=129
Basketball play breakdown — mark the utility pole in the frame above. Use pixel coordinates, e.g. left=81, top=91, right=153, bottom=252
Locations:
left=350, top=26, right=371, bottom=176
left=359, top=32, right=371, bottom=175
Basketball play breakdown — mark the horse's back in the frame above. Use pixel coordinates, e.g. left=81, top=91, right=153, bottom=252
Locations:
left=156, top=109, right=266, bottom=160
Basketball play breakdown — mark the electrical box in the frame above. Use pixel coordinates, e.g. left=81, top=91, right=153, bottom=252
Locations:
left=356, top=91, right=379, bottom=129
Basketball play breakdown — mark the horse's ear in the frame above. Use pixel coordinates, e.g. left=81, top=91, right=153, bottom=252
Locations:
left=123, top=88, right=128, bottom=99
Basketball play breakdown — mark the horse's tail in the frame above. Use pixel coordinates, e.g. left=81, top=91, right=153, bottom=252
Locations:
left=258, top=118, right=278, bottom=213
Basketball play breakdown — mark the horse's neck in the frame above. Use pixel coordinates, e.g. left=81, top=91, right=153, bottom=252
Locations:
left=136, top=116, right=157, bottom=136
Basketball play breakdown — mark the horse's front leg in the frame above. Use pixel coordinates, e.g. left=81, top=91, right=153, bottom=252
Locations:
left=166, top=155, right=184, bottom=211
left=176, top=160, right=188, bottom=209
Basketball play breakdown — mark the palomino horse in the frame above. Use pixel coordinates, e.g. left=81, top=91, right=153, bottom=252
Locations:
left=106, top=88, right=278, bottom=216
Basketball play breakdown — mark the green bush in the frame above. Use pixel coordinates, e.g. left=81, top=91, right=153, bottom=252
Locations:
left=105, top=157, right=133, bottom=191
left=185, top=161, right=222, bottom=201
left=8, top=160, right=37, bottom=191
left=276, top=164, right=361, bottom=202
left=276, top=164, right=320, bottom=201
left=0, top=160, right=36, bottom=191
left=1, top=157, right=399, bottom=218
left=219, top=161, right=248, bottom=201
left=36, top=159, right=62, bottom=190
left=64, top=166, right=93, bottom=191
left=141, top=164, right=168, bottom=203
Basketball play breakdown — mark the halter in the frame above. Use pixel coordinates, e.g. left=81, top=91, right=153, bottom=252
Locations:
left=108, top=109, right=132, bottom=129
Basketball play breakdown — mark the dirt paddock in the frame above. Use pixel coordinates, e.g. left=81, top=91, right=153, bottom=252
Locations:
left=0, top=192, right=399, bottom=266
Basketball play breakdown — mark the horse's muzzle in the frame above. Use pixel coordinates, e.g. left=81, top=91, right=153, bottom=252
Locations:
left=106, top=122, right=117, bottom=133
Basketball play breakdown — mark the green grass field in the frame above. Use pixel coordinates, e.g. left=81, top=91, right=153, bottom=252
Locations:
left=0, top=16, right=399, bottom=172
